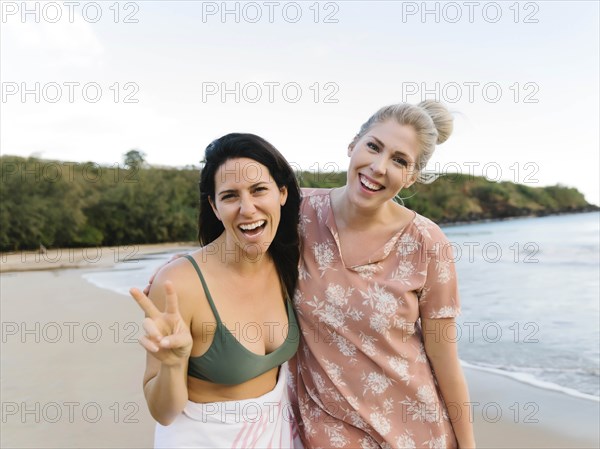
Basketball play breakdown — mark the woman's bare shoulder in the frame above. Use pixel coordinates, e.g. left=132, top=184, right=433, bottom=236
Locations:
left=149, top=251, right=208, bottom=310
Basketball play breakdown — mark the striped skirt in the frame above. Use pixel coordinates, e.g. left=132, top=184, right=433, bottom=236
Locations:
left=154, top=364, right=303, bottom=448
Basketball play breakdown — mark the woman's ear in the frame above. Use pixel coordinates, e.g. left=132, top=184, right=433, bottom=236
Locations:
left=404, top=171, right=418, bottom=190
left=208, top=196, right=221, bottom=221
left=279, top=186, right=288, bottom=207
left=347, top=135, right=359, bottom=157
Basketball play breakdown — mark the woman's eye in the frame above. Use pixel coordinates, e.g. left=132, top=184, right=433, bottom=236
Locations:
left=254, top=186, right=268, bottom=193
left=221, top=194, right=235, bottom=200
left=394, top=158, right=408, bottom=167
left=367, top=142, right=379, bottom=151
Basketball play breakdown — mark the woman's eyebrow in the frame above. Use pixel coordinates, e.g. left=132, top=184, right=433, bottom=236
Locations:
left=217, top=182, right=267, bottom=196
left=218, top=189, right=236, bottom=197
left=370, top=136, right=385, bottom=148
left=393, top=150, right=414, bottom=163
left=369, top=135, right=414, bottom=162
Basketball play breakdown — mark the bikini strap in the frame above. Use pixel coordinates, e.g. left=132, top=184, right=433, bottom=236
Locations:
left=183, top=254, right=222, bottom=323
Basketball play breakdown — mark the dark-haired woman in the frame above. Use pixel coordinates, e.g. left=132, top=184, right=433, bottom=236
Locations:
left=129, top=133, right=303, bottom=448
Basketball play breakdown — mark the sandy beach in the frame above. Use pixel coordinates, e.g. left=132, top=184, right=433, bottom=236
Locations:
left=0, top=243, right=195, bottom=273
left=1, top=246, right=598, bottom=448
left=1, top=267, right=155, bottom=448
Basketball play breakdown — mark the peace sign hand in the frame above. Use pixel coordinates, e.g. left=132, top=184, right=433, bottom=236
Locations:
left=129, top=281, right=193, bottom=366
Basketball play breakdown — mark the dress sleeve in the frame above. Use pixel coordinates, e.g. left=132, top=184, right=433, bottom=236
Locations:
left=417, top=225, right=461, bottom=320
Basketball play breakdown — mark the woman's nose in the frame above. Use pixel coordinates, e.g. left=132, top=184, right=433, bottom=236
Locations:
left=370, top=155, right=386, bottom=175
left=239, top=194, right=257, bottom=216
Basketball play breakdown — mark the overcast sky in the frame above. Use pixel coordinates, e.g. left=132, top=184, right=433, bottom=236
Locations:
left=2, top=1, right=599, bottom=204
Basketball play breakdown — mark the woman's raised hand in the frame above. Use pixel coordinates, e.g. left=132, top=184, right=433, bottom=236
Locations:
left=130, top=281, right=193, bottom=365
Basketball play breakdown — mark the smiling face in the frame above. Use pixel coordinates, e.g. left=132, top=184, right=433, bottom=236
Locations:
left=209, top=157, right=287, bottom=256
left=346, top=120, right=420, bottom=210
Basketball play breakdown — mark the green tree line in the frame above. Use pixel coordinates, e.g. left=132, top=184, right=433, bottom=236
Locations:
left=1, top=154, right=596, bottom=251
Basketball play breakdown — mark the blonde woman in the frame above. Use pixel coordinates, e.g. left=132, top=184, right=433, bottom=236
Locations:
left=289, top=101, right=475, bottom=448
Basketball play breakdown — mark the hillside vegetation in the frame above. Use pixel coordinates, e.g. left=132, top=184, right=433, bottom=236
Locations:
left=1, top=155, right=596, bottom=251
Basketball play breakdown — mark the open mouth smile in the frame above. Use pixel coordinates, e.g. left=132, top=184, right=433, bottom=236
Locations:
left=359, top=174, right=384, bottom=192
left=238, top=220, right=267, bottom=237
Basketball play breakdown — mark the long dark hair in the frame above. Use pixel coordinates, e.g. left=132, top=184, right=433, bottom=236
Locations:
left=198, top=133, right=301, bottom=298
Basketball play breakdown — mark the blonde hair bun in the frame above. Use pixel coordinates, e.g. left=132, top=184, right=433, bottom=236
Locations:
left=418, top=100, right=454, bottom=145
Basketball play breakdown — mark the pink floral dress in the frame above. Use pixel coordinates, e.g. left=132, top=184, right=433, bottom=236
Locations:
left=288, top=188, right=460, bottom=449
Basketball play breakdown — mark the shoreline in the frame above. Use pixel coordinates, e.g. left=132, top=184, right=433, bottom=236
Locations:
left=0, top=242, right=196, bottom=273
left=2, top=210, right=598, bottom=267
left=438, top=208, right=600, bottom=227
left=2, top=211, right=599, bottom=271
left=461, top=361, right=599, bottom=404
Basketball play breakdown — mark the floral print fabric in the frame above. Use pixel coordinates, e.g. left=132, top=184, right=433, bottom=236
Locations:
left=288, top=188, right=460, bottom=449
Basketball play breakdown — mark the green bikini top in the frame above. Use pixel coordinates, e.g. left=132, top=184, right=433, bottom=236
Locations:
left=184, top=255, right=299, bottom=385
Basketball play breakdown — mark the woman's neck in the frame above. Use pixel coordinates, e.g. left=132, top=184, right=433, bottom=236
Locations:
left=213, top=233, right=274, bottom=276
left=331, top=186, right=396, bottom=232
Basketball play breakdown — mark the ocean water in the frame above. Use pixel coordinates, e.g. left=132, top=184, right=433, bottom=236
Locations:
left=445, top=212, right=600, bottom=400
left=83, top=212, right=600, bottom=400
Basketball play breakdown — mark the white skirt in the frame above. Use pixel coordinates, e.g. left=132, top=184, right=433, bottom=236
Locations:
left=154, top=363, right=303, bottom=449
